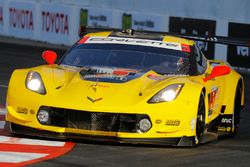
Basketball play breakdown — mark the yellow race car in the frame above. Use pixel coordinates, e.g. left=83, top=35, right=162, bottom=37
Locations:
left=5, top=29, right=244, bottom=146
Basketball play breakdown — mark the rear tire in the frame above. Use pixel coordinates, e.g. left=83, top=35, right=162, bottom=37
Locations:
left=231, top=84, right=242, bottom=136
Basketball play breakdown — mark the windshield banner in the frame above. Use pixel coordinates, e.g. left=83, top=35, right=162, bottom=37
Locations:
left=81, top=36, right=182, bottom=51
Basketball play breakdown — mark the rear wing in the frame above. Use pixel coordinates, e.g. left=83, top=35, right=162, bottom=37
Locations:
left=79, top=26, right=250, bottom=47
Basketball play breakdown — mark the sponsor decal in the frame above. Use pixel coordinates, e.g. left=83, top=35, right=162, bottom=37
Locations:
left=83, top=36, right=182, bottom=50
left=208, top=87, right=218, bottom=116
left=40, top=4, right=71, bottom=45
left=82, top=67, right=138, bottom=82
left=30, top=109, right=35, bottom=114
left=90, top=15, right=107, bottom=22
left=134, top=20, right=154, bottom=28
left=236, top=46, right=249, bottom=57
left=155, top=119, right=162, bottom=124
left=9, top=7, right=34, bottom=30
left=16, top=107, right=28, bottom=114
left=81, top=67, right=140, bottom=83
left=169, top=17, right=216, bottom=59
left=219, top=126, right=232, bottom=132
left=87, top=96, right=103, bottom=103
left=86, top=8, right=114, bottom=28
left=228, top=22, right=250, bottom=68
left=85, top=74, right=128, bottom=82
left=165, top=120, right=180, bottom=126
left=221, top=118, right=232, bottom=124
left=90, top=83, right=109, bottom=92
left=132, top=13, right=166, bottom=31
left=41, top=11, right=69, bottom=34
left=8, top=2, right=36, bottom=38
left=82, top=67, right=137, bottom=76
left=218, top=127, right=227, bottom=132
left=220, top=115, right=233, bottom=125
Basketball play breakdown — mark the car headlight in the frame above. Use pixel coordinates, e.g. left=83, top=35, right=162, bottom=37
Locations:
left=148, top=84, right=184, bottom=103
left=26, top=71, right=46, bottom=95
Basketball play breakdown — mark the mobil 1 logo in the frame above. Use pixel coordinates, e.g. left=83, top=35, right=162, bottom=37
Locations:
left=228, top=22, right=250, bottom=68
left=169, top=17, right=216, bottom=59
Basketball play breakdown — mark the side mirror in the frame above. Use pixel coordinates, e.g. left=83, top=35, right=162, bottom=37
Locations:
left=42, top=50, right=57, bottom=65
left=203, top=65, right=231, bottom=83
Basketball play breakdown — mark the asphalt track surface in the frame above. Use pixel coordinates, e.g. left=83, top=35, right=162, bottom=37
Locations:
left=0, top=42, right=250, bottom=167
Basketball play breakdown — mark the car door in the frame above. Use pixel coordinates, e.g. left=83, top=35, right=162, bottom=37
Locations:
left=194, top=46, right=225, bottom=123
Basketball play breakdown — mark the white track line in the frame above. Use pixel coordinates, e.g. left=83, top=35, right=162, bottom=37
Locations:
left=0, top=108, right=65, bottom=147
left=0, top=151, right=48, bottom=163
left=0, top=108, right=6, bottom=115
left=0, top=121, right=5, bottom=129
left=0, top=136, right=65, bottom=147
left=0, top=84, right=8, bottom=88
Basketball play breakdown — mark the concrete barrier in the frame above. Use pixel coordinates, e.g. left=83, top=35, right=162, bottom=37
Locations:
left=0, top=0, right=249, bottom=69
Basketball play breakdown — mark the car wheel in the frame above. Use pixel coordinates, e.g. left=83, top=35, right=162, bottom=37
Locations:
left=231, top=84, right=242, bottom=136
left=194, top=92, right=206, bottom=145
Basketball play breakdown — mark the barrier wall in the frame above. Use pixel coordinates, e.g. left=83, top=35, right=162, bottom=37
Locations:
left=0, top=0, right=249, bottom=69
left=0, top=0, right=4, bottom=34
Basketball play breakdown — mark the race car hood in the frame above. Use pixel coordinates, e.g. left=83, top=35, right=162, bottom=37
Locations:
left=34, top=65, right=188, bottom=106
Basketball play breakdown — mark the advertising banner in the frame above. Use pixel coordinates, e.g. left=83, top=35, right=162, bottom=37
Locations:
left=0, top=0, right=3, bottom=34
left=228, top=22, right=250, bottom=68
left=40, top=3, right=72, bottom=45
left=80, top=8, right=114, bottom=28
left=122, top=13, right=132, bottom=30
left=8, top=1, right=36, bottom=39
left=131, top=13, right=167, bottom=32
left=169, top=17, right=216, bottom=59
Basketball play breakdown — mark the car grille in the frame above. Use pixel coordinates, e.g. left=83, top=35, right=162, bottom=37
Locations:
left=39, top=106, right=150, bottom=133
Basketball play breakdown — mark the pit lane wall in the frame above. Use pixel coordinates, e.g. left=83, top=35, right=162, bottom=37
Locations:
left=0, top=0, right=249, bottom=70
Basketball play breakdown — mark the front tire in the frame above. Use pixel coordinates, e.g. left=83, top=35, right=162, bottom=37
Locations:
left=194, top=92, right=206, bottom=145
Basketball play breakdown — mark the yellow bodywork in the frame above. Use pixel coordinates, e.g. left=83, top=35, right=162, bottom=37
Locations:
left=6, top=32, right=244, bottom=143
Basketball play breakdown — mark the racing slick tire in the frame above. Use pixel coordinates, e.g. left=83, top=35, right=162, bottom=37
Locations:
left=194, top=92, right=206, bottom=145
left=230, top=83, right=242, bottom=136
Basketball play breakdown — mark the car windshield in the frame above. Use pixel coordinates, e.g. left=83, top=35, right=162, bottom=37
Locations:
left=60, top=44, right=190, bottom=75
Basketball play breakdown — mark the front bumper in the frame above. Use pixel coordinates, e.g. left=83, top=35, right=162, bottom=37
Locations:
left=8, top=122, right=195, bottom=146
left=6, top=94, right=199, bottom=146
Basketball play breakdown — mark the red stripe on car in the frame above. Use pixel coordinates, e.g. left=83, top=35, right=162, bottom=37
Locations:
left=181, top=44, right=191, bottom=53
left=78, top=36, right=90, bottom=44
